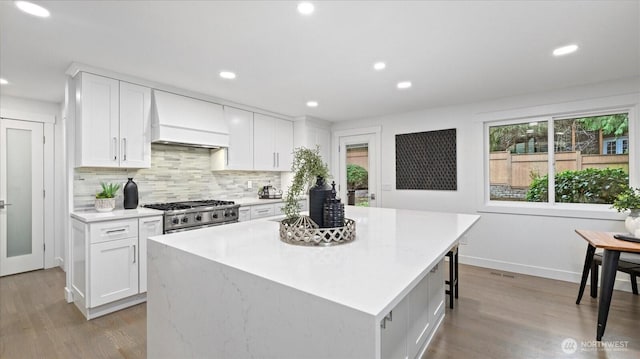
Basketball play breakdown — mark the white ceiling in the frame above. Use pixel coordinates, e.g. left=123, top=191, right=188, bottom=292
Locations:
left=1, top=1, right=638, bottom=121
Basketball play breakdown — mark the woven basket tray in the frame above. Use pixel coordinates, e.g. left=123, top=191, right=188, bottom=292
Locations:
left=279, top=216, right=356, bottom=246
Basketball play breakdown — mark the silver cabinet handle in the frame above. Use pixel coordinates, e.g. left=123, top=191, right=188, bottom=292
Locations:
left=273, top=152, right=276, bottom=168
left=256, top=209, right=270, bottom=213
left=122, top=138, right=127, bottom=161
left=277, top=152, right=280, bottom=168
left=226, top=149, right=229, bottom=166
left=133, top=244, right=136, bottom=263
left=113, top=137, right=118, bottom=160
left=0, top=200, right=12, bottom=209
left=380, top=311, right=393, bottom=329
left=106, top=228, right=126, bottom=234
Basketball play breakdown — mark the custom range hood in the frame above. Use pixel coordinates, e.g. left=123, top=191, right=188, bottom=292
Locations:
left=151, top=89, right=229, bottom=148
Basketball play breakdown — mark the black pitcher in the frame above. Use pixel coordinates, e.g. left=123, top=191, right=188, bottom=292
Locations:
left=123, top=178, right=139, bottom=209
left=308, top=176, right=332, bottom=227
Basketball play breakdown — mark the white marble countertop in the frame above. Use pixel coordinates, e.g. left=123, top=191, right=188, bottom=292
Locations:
left=149, top=206, right=479, bottom=317
left=71, top=207, right=164, bottom=223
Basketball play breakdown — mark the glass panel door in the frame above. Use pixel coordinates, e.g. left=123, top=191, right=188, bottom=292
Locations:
left=1, top=119, right=44, bottom=276
left=6, top=129, right=32, bottom=257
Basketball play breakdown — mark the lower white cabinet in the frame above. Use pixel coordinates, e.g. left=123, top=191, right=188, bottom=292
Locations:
left=240, top=199, right=307, bottom=221
left=380, top=259, right=445, bottom=359
left=251, top=203, right=276, bottom=219
left=138, top=216, right=163, bottom=293
left=381, top=295, right=409, bottom=359
left=70, top=214, right=162, bottom=319
left=90, top=236, right=139, bottom=307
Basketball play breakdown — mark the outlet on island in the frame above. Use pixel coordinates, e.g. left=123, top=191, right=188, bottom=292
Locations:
left=247, top=180, right=252, bottom=189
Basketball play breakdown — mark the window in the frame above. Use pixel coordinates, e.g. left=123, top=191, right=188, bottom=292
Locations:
left=488, top=112, right=630, bottom=205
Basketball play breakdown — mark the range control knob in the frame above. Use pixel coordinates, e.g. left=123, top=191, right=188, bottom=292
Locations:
left=172, top=217, right=180, bottom=225
left=212, top=213, right=218, bottom=219
left=195, top=214, right=202, bottom=221
left=230, top=211, right=236, bottom=217
left=224, top=212, right=230, bottom=217
left=181, top=217, right=189, bottom=224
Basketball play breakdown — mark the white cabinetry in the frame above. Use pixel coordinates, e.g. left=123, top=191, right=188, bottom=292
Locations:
left=138, top=216, right=163, bottom=293
left=380, top=295, right=409, bottom=359
left=70, top=214, right=160, bottom=319
left=254, top=113, right=293, bottom=171
left=251, top=203, right=276, bottom=219
left=293, top=117, right=331, bottom=169
left=380, top=259, right=445, bottom=359
left=238, top=207, right=251, bottom=222
left=87, top=219, right=138, bottom=308
left=75, top=72, right=151, bottom=168
left=211, top=106, right=254, bottom=170
left=90, top=236, right=138, bottom=307
left=240, top=199, right=306, bottom=221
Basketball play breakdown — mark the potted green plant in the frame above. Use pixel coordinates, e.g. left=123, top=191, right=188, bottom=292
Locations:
left=283, top=147, right=330, bottom=220
left=612, top=186, right=640, bottom=236
left=95, top=182, right=120, bottom=212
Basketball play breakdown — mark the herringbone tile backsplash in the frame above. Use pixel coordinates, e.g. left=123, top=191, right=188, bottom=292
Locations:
left=74, top=144, right=282, bottom=210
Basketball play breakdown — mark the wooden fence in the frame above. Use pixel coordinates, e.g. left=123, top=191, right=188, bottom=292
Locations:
left=490, top=152, right=629, bottom=188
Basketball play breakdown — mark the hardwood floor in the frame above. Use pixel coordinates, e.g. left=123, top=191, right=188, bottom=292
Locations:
left=1, top=265, right=638, bottom=358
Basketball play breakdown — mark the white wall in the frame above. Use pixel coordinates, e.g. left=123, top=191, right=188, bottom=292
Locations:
left=331, top=77, right=640, bottom=289
left=0, top=95, right=64, bottom=270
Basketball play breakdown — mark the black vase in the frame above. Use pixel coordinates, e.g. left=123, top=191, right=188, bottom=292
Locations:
left=308, top=176, right=332, bottom=227
left=123, top=178, right=139, bottom=209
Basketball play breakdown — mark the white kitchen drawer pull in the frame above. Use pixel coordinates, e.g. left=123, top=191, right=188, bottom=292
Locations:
left=106, top=228, right=126, bottom=234
left=257, top=209, right=270, bottom=213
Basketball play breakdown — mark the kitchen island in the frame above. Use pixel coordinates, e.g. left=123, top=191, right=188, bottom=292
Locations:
left=147, top=206, right=480, bottom=359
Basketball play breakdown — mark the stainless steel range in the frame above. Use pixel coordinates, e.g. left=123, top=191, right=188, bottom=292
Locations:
left=143, top=200, right=240, bottom=233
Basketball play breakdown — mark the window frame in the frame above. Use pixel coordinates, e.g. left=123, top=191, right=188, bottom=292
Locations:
left=479, top=96, right=639, bottom=220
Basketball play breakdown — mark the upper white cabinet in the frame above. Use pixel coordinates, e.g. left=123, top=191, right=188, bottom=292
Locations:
left=120, top=81, right=152, bottom=167
left=293, top=117, right=331, bottom=170
left=75, top=72, right=151, bottom=168
left=254, top=113, right=293, bottom=171
left=211, top=106, right=254, bottom=170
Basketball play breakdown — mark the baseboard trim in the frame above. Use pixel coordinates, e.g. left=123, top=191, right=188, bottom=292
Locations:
left=55, top=257, right=65, bottom=272
left=460, top=255, right=635, bottom=293
left=64, top=286, right=73, bottom=303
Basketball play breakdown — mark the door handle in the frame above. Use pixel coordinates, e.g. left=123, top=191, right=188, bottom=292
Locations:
left=122, top=138, right=127, bottom=161
left=0, top=200, right=12, bottom=209
left=113, top=137, right=118, bottom=160
left=273, top=152, right=276, bottom=168
left=277, top=152, right=280, bottom=167
left=133, top=244, right=136, bottom=264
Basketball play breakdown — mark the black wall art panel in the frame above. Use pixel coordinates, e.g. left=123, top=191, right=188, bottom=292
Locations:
left=395, top=128, right=457, bottom=190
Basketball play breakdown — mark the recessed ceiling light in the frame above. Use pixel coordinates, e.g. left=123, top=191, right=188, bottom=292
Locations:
left=0, top=78, right=8, bottom=85
left=373, top=62, right=386, bottom=71
left=219, top=71, right=236, bottom=80
left=297, top=2, right=314, bottom=15
left=306, top=101, right=318, bottom=108
left=397, top=81, right=412, bottom=89
left=15, top=1, right=50, bottom=18
left=553, top=44, right=578, bottom=56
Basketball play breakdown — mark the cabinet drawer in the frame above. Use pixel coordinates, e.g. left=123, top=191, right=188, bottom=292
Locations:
left=90, top=219, right=138, bottom=244
left=238, top=207, right=251, bottom=222
left=251, top=204, right=275, bottom=219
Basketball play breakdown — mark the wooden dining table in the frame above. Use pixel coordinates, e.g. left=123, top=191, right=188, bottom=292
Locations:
left=575, top=229, right=640, bottom=341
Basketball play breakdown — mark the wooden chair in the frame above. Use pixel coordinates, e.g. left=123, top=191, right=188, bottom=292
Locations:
left=590, top=252, right=640, bottom=298
left=445, top=245, right=459, bottom=309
